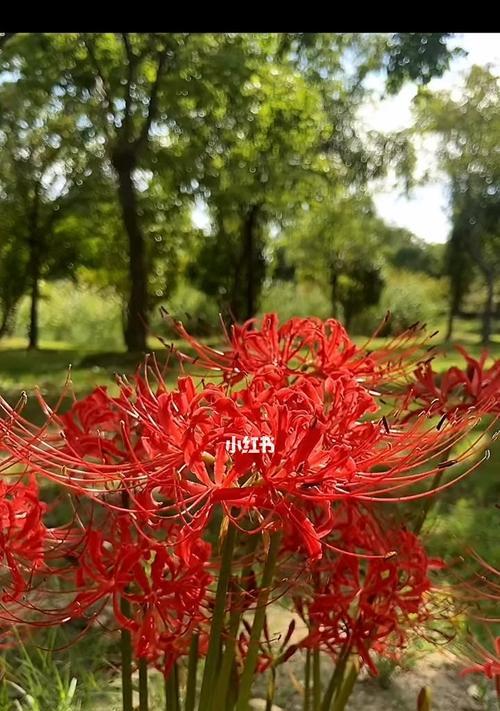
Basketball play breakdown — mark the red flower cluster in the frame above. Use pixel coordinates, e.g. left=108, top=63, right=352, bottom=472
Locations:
left=0, top=476, right=47, bottom=597
left=402, top=346, right=500, bottom=419
left=0, top=313, right=497, bottom=692
left=72, top=515, right=211, bottom=674
left=293, top=505, right=440, bottom=673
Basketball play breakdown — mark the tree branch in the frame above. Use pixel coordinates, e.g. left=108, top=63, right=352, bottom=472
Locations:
left=120, top=33, right=137, bottom=141
left=82, top=34, right=115, bottom=138
left=136, top=45, right=169, bottom=150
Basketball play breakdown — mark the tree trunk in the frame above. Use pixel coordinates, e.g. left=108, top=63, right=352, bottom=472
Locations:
left=27, top=230, right=41, bottom=350
left=445, top=276, right=463, bottom=342
left=0, top=313, right=7, bottom=339
left=242, top=205, right=260, bottom=321
left=0, top=309, right=11, bottom=339
left=0, top=302, right=17, bottom=340
left=445, top=305, right=455, bottom=342
left=113, top=149, right=148, bottom=352
left=481, top=268, right=495, bottom=346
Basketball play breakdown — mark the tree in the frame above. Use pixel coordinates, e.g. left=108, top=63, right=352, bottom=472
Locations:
left=75, top=172, right=198, bottom=335
left=191, top=33, right=458, bottom=323
left=190, top=41, right=331, bottom=321
left=284, top=193, right=387, bottom=325
left=0, top=235, right=27, bottom=338
left=385, top=33, right=458, bottom=93
left=3, top=33, right=264, bottom=349
left=370, top=224, right=446, bottom=285
left=0, top=32, right=460, bottom=343
left=416, top=65, right=500, bottom=344
left=1, top=33, right=189, bottom=350
left=66, top=33, right=176, bottom=352
left=0, top=77, right=90, bottom=348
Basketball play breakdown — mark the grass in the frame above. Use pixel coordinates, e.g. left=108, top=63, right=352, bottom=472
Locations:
left=0, top=629, right=113, bottom=711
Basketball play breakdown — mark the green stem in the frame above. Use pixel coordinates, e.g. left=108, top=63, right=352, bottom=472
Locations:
left=304, top=649, right=311, bottom=711
left=165, top=663, right=180, bottom=711
left=199, top=521, right=237, bottom=704
left=413, top=446, right=453, bottom=534
left=234, top=531, right=282, bottom=711
left=138, top=657, right=149, bottom=711
left=120, top=624, right=133, bottom=711
left=313, top=649, right=321, bottom=711
left=413, top=471, right=445, bottom=533
left=226, top=664, right=239, bottom=711
left=184, top=633, right=199, bottom=711
left=212, top=600, right=242, bottom=707
left=212, top=534, right=260, bottom=710
left=320, top=649, right=349, bottom=711
left=331, top=661, right=359, bottom=711
left=120, top=491, right=134, bottom=711
left=265, top=668, right=276, bottom=711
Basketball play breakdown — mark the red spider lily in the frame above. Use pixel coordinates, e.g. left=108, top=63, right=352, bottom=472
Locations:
left=295, top=511, right=439, bottom=674
left=107, top=371, right=476, bottom=557
left=168, top=313, right=434, bottom=390
left=462, top=637, right=500, bottom=698
left=167, top=314, right=373, bottom=383
left=0, top=350, right=482, bottom=561
left=0, top=476, right=47, bottom=597
left=59, top=386, right=146, bottom=464
left=68, top=513, right=212, bottom=674
left=402, top=346, right=500, bottom=419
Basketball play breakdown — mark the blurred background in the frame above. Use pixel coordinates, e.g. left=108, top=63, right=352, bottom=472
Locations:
left=0, top=32, right=498, bottom=363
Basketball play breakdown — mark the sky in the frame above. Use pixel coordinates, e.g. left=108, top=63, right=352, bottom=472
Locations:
left=365, top=33, right=500, bottom=243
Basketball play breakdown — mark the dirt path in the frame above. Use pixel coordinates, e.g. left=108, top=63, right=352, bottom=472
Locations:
left=250, top=609, right=497, bottom=711
left=250, top=652, right=496, bottom=710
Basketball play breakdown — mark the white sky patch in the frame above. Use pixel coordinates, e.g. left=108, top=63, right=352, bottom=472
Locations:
left=192, top=196, right=211, bottom=232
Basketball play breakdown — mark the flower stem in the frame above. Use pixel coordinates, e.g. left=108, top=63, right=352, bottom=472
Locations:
left=120, top=616, right=133, bottom=711
left=235, top=531, right=282, bottom=711
left=320, top=647, right=349, bottom=711
left=212, top=533, right=260, bottom=710
left=265, top=667, right=276, bottom=711
left=199, top=520, right=237, bottom=704
left=304, top=649, right=311, bottom=711
left=331, top=660, right=359, bottom=711
left=184, top=633, right=199, bottom=711
left=120, top=490, right=134, bottom=711
left=413, top=446, right=453, bottom=534
left=165, top=663, right=180, bottom=711
left=139, top=657, right=149, bottom=711
left=313, top=649, right=321, bottom=711
left=212, top=598, right=241, bottom=707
